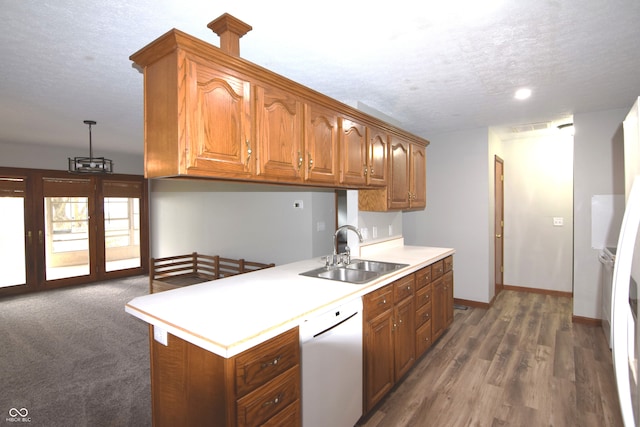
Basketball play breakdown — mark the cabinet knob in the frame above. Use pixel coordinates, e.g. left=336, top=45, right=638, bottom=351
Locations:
left=298, top=151, right=303, bottom=170
left=308, top=152, right=313, bottom=171
left=378, top=298, right=387, bottom=306
left=262, top=393, right=284, bottom=407
left=261, top=356, right=281, bottom=368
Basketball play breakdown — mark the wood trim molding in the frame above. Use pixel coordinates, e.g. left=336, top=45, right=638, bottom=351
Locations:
left=572, top=315, right=602, bottom=326
left=454, top=298, right=490, bottom=310
left=503, top=284, right=572, bottom=299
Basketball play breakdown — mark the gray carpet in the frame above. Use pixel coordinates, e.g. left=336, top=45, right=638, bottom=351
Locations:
left=0, top=276, right=151, bottom=426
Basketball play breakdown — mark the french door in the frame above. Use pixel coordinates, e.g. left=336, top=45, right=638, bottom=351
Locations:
left=0, top=167, right=148, bottom=296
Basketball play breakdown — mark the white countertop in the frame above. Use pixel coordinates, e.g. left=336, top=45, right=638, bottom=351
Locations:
left=125, top=240, right=454, bottom=358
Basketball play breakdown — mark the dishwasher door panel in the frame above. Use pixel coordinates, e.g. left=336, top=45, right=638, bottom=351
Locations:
left=300, top=298, right=363, bottom=427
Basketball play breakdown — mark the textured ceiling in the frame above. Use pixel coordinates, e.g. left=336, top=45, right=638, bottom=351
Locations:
left=1, top=0, right=639, bottom=156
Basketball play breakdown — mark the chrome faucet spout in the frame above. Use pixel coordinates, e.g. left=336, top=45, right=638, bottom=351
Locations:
left=333, top=225, right=364, bottom=256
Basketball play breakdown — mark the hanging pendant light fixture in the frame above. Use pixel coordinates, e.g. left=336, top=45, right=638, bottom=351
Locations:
left=68, top=120, right=113, bottom=174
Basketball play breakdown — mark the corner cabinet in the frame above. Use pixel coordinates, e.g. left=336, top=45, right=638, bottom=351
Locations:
left=150, top=326, right=301, bottom=427
left=358, top=136, right=426, bottom=211
left=130, top=28, right=428, bottom=191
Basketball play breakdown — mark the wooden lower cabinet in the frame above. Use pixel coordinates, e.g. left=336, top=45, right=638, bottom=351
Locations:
left=149, top=326, right=300, bottom=427
left=431, top=256, right=454, bottom=342
left=363, top=275, right=416, bottom=413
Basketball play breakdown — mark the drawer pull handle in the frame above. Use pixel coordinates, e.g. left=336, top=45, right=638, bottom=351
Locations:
left=262, top=393, right=284, bottom=407
left=424, top=313, right=430, bottom=320
left=261, top=356, right=281, bottom=368
left=378, top=298, right=387, bottom=306
left=245, top=140, right=252, bottom=166
left=406, top=286, right=411, bottom=291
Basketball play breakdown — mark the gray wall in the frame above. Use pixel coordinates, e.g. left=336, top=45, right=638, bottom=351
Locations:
left=0, top=140, right=144, bottom=175
left=573, top=108, right=626, bottom=319
left=500, top=131, right=574, bottom=293
left=149, top=179, right=336, bottom=265
left=403, top=128, right=491, bottom=303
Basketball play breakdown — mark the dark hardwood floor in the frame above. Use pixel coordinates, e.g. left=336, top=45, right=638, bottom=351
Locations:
left=358, top=290, right=623, bottom=427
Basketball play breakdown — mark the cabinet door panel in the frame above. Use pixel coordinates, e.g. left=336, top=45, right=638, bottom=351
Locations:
left=255, top=86, right=304, bottom=180
left=340, top=119, right=367, bottom=186
left=444, top=270, right=454, bottom=327
left=388, top=137, right=410, bottom=209
left=364, top=310, right=394, bottom=412
left=394, top=296, right=415, bottom=380
left=410, top=143, right=426, bottom=209
left=367, top=127, right=388, bottom=186
left=305, top=104, right=338, bottom=184
left=432, top=276, right=445, bottom=341
left=188, top=60, right=252, bottom=176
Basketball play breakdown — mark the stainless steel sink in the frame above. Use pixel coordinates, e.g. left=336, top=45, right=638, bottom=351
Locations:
left=345, top=260, right=408, bottom=273
left=299, top=259, right=408, bottom=284
left=317, top=267, right=379, bottom=283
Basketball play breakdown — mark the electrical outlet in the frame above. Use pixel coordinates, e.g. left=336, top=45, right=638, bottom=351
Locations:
left=153, top=326, right=168, bottom=346
left=372, top=226, right=378, bottom=238
left=553, top=217, right=564, bottom=227
left=389, top=225, right=393, bottom=236
left=360, top=228, right=368, bottom=240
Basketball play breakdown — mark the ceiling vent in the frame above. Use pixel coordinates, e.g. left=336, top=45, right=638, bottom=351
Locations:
left=509, top=122, right=550, bottom=133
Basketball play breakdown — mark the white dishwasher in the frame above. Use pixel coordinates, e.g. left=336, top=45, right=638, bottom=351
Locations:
left=299, top=297, right=363, bottom=427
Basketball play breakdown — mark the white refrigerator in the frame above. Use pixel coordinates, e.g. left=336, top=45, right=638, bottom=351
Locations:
left=612, top=97, right=640, bottom=426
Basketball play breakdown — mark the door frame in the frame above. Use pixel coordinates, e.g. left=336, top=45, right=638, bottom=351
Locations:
left=0, top=167, right=148, bottom=297
left=494, top=156, right=504, bottom=296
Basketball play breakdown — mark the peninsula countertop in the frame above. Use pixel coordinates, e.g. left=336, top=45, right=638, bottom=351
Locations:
left=125, top=240, right=454, bottom=358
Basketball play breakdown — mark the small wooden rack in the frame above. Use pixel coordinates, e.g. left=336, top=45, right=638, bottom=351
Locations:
left=149, top=252, right=275, bottom=293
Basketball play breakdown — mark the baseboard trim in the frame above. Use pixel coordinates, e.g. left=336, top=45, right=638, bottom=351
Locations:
left=503, top=284, right=572, bottom=299
left=572, top=315, right=602, bottom=326
left=454, top=298, right=490, bottom=310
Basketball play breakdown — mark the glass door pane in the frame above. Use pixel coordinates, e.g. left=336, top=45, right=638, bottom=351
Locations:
left=0, top=196, right=26, bottom=287
left=104, top=197, right=141, bottom=271
left=44, top=196, right=90, bottom=280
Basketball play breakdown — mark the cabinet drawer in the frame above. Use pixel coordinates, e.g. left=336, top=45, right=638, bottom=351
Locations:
left=416, top=320, right=432, bottom=357
left=262, top=400, right=300, bottom=426
left=431, top=260, right=444, bottom=280
left=415, top=285, right=432, bottom=309
left=394, top=275, right=415, bottom=302
left=415, top=266, right=431, bottom=289
left=416, top=303, right=432, bottom=329
left=235, top=327, right=299, bottom=396
left=236, top=366, right=300, bottom=427
left=443, top=256, right=453, bottom=273
left=364, top=284, right=394, bottom=320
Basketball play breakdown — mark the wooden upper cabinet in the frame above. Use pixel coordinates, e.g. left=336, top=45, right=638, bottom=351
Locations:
left=187, top=59, right=253, bottom=177
left=304, top=103, right=338, bottom=184
left=366, top=126, right=388, bottom=187
left=255, top=85, right=304, bottom=181
left=340, top=118, right=367, bottom=186
left=130, top=26, right=429, bottom=188
left=359, top=134, right=426, bottom=211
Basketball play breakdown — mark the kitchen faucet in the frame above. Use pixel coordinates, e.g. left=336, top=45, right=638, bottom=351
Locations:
left=330, top=225, right=364, bottom=266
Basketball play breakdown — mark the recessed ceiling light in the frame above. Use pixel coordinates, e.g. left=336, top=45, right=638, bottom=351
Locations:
left=514, top=88, right=532, bottom=100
